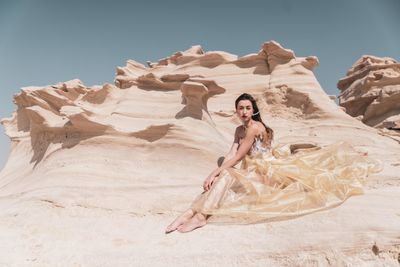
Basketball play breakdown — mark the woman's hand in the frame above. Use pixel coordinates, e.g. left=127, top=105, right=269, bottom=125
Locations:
left=203, top=171, right=220, bottom=191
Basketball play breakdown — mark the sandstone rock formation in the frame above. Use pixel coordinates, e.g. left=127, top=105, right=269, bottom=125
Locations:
left=0, top=41, right=399, bottom=266
left=338, top=55, right=400, bottom=130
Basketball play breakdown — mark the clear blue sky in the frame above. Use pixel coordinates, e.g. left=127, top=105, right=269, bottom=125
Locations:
left=1, top=0, right=399, bottom=170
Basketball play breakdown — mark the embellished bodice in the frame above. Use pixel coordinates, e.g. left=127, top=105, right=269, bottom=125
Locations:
left=250, top=130, right=272, bottom=156
left=251, top=134, right=271, bottom=156
left=239, top=129, right=272, bottom=157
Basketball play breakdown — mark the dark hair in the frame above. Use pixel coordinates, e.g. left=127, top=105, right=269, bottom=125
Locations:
left=235, top=93, right=274, bottom=146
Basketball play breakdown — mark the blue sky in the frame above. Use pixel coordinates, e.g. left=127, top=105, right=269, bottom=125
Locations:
left=0, top=0, right=399, bottom=170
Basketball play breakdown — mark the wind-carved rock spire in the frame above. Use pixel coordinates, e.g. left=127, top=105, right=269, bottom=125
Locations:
left=258, top=40, right=339, bottom=120
left=180, top=82, right=208, bottom=120
left=177, top=78, right=225, bottom=124
left=261, top=40, right=318, bottom=71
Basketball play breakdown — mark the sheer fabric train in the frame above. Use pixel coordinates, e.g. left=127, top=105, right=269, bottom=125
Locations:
left=190, top=131, right=384, bottom=224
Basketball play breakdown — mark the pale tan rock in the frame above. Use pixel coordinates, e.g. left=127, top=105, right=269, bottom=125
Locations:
left=338, top=55, right=400, bottom=131
left=328, top=95, right=336, bottom=101
left=0, top=41, right=399, bottom=266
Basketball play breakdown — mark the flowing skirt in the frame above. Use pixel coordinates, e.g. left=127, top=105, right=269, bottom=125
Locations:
left=189, top=141, right=384, bottom=224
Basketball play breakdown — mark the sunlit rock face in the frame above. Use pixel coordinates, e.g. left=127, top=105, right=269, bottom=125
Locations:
left=337, top=55, right=400, bottom=145
left=0, top=41, right=399, bottom=266
left=338, top=55, right=400, bottom=130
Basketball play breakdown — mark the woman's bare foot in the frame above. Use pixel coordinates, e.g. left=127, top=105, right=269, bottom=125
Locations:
left=165, top=208, right=194, bottom=234
left=177, top=212, right=207, bottom=233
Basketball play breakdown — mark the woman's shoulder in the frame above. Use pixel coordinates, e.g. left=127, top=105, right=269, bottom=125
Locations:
left=253, top=121, right=267, bottom=135
left=235, top=122, right=265, bottom=134
left=234, top=125, right=244, bottom=136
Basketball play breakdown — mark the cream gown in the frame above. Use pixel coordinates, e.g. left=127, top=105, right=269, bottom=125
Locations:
left=189, top=130, right=384, bottom=224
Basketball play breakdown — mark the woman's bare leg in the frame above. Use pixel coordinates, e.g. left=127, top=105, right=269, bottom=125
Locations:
left=165, top=208, right=195, bottom=233
left=176, top=212, right=208, bottom=233
left=169, top=170, right=233, bottom=233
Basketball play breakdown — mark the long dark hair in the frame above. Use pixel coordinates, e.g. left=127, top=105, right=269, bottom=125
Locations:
left=235, top=93, right=274, bottom=146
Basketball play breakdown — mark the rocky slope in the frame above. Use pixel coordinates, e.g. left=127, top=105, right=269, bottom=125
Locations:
left=0, top=41, right=399, bottom=266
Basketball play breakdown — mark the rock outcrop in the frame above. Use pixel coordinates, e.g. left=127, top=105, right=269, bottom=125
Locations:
left=338, top=55, right=400, bottom=130
left=338, top=55, right=400, bottom=146
left=0, top=41, right=399, bottom=266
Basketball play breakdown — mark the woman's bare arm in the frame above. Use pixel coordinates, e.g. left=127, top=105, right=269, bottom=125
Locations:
left=210, top=125, right=258, bottom=177
left=222, top=149, right=237, bottom=165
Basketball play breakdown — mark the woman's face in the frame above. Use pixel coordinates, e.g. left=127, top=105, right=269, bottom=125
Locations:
left=236, top=99, right=253, bottom=124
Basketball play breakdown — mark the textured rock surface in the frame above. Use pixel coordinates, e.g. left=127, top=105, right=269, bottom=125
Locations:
left=0, top=41, right=399, bottom=266
left=338, top=55, right=400, bottom=131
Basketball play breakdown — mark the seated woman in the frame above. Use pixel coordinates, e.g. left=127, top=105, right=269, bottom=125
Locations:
left=165, top=93, right=383, bottom=233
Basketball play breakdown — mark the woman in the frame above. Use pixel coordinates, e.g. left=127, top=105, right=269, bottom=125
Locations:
left=165, top=93, right=383, bottom=233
